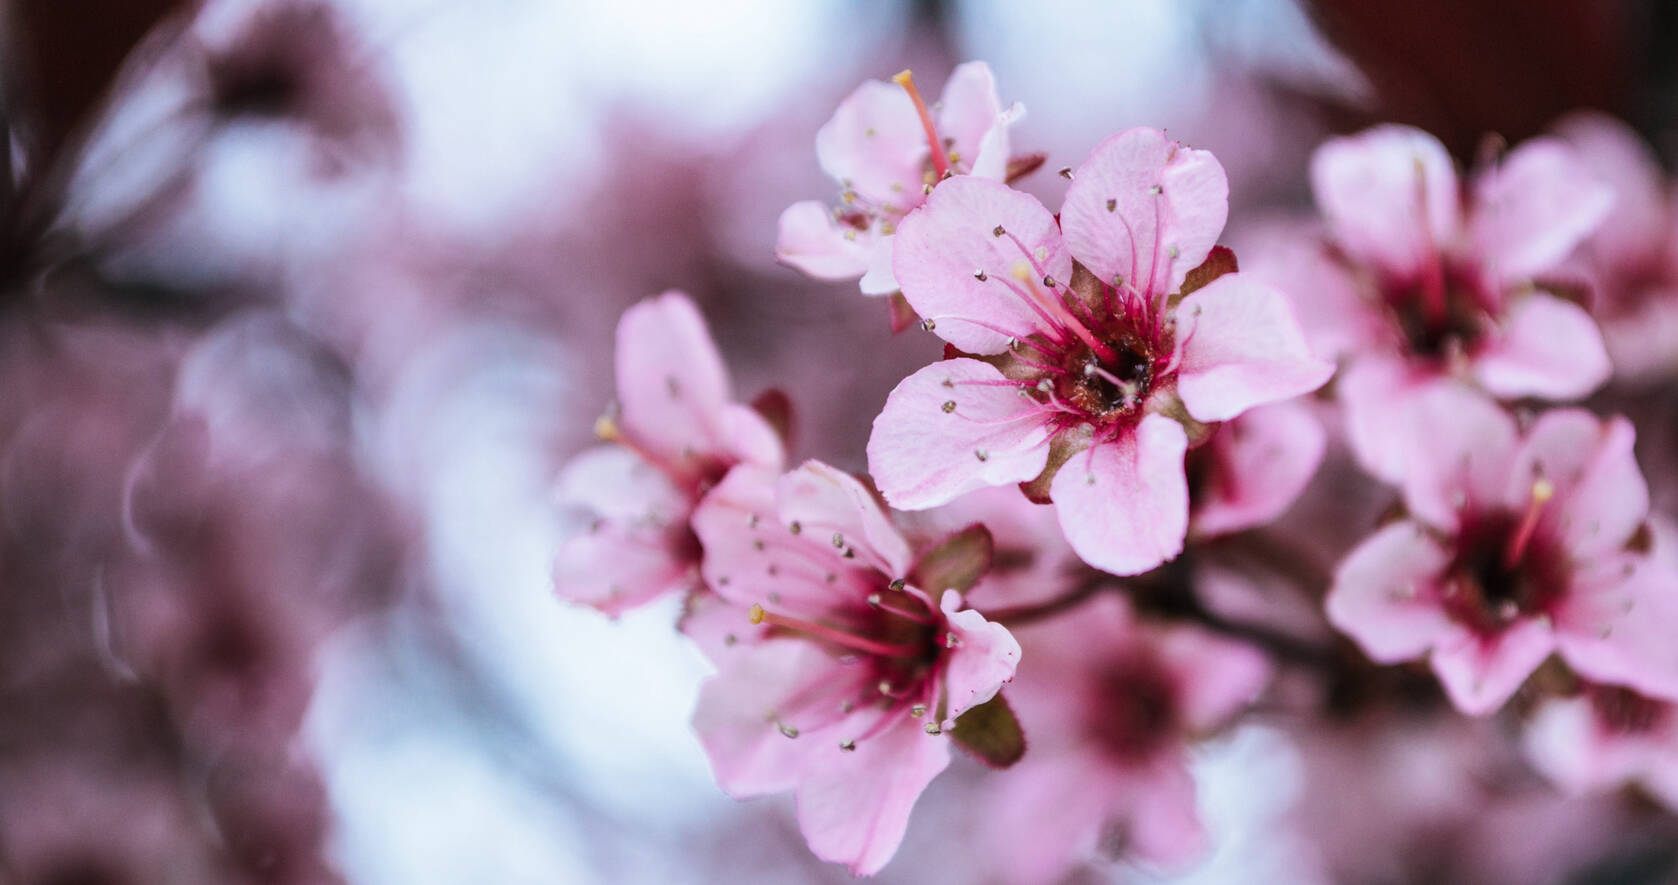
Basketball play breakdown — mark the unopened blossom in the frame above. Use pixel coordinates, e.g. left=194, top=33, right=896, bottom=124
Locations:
left=1253, top=124, right=1613, bottom=481
left=1326, top=385, right=1678, bottom=714
left=1524, top=680, right=1678, bottom=807
left=981, top=596, right=1270, bottom=879
left=1551, top=112, right=1678, bottom=383
left=776, top=62, right=1023, bottom=297
left=867, top=127, right=1332, bottom=575
left=553, top=291, right=783, bottom=616
left=685, top=460, right=1020, bottom=875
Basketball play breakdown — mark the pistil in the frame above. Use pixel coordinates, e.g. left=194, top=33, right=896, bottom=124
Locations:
left=1504, top=477, right=1555, bottom=567
left=892, top=70, right=950, bottom=179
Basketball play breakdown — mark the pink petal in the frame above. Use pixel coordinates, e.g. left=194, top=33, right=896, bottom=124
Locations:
left=857, top=233, right=899, bottom=295
left=1397, top=382, right=1520, bottom=532
left=1325, top=522, right=1456, bottom=662
left=1337, top=355, right=1447, bottom=485
left=1309, top=125, right=1460, bottom=278
left=1472, top=292, right=1610, bottom=401
left=1553, top=520, right=1678, bottom=700
left=814, top=79, right=926, bottom=210
left=1050, top=413, right=1189, bottom=576
left=1430, top=618, right=1555, bottom=715
left=1507, top=410, right=1647, bottom=558
left=775, top=200, right=875, bottom=281
left=939, top=595, right=1022, bottom=722
left=553, top=446, right=695, bottom=615
left=935, top=61, right=1005, bottom=173
left=1554, top=111, right=1671, bottom=270
left=1470, top=138, right=1613, bottom=285
left=693, top=465, right=880, bottom=616
left=867, top=358, right=1054, bottom=510
left=776, top=459, right=913, bottom=579
left=1172, top=273, right=1334, bottom=423
left=1116, top=755, right=1209, bottom=869
left=891, top=176, right=1073, bottom=354
left=615, top=291, right=747, bottom=467
left=1060, top=127, right=1229, bottom=297
left=1233, top=220, right=1390, bottom=361
left=1158, top=625, right=1272, bottom=733
left=795, top=714, right=950, bottom=876
left=983, top=755, right=1116, bottom=882
left=716, top=402, right=785, bottom=472
left=1190, top=399, right=1327, bottom=538
left=968, top=102, right=1024, bottom=182
left=692, top=639, right=849, bottom=797
left=678, top=589, right=769, bottom=665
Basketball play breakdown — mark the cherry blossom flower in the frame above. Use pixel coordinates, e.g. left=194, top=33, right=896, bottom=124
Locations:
left=981, top=596, right=1270, bottom=879
left=1325, top=385, right=1678, bottom=714
left=684, top=460, right=1020, bottom=875
left=867, top=127, right=1332, bottom=575
left=775, top=62, right=1024, bottom=298
left=553, top=291, right=784, bottom=616
left=1260, top=124, right=1614, bottom=481
left=1551, top=112, right=1678, bottom=384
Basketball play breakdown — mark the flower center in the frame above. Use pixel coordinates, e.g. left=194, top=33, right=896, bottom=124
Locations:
left=1090, top=651, right=1181, bottom=761
left=1443, top=483, right=1566, bottom=634
left=1384, top=260, right=1490, bottom=359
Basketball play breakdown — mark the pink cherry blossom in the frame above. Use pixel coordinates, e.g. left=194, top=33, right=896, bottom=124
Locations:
left=1272, top=125, right=1614, bottom=481
left=867, top=127, right=1332, bottom=575
left=685, top=460, right=1019, bottom=876
left=1325, top=385, right=1678, bottom=714
left=553, top=291, right=783, bottom=616
left=980, top=596, right=1270, bottom=879
left=1524, top=682, right=1678, bottom=808
left=1551, top=112, right=1678, bottom=384
left=775, top=62, right=1023, bottom=296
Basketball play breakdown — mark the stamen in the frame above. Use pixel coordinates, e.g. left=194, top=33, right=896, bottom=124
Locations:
left=892, top=70, right=950, bottom=178
left=750, top=603, right=923, bottom=658
left=1008, top=259, right=1120, bottom=364
left=1504, top=477, right=1555, bottom=567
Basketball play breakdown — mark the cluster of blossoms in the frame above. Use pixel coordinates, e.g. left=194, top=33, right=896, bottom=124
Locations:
left=554, top=64, right=1678, bottom=876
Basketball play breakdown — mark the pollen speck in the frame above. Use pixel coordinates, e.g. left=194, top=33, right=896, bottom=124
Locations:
left=942, top=400, right=956, bottom=413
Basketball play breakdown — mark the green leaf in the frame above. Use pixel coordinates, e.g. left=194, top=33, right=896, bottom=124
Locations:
left=911, top=523, right=993, bottom=594
left=950, top=693, right=1026, bottom=769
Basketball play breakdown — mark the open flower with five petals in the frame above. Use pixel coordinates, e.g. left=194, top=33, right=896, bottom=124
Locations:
left=1326, top=385, right=1678, bottom=714
left=1262, top=125, right=1614, bottom=481
left=867, top=127, right=1332, bottom=575
left=685, top=460, right=1020, bottom=875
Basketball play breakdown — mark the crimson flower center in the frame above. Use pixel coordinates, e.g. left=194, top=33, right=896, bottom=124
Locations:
left=1383, top=260, right=1490, bottom=359
left=1443, top=508, right=1567, bottom=634
left=1090, top=653, right=1181, bottom=762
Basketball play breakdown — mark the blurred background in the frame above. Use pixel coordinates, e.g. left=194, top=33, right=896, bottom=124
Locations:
left=1, top=0, right=1676, bottom=882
